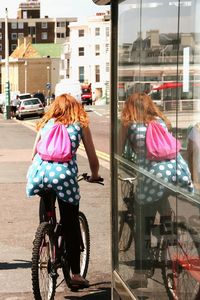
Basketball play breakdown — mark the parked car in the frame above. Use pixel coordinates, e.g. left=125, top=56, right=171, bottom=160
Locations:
left=16, top=98, right=44, bottom=119
left=17, top=93, right=32, bottom=100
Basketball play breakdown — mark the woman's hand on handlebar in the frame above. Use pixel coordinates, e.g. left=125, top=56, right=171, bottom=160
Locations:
left=79, top=173, right=104, bottom=184
left=88, top=174, right=104, bottom=183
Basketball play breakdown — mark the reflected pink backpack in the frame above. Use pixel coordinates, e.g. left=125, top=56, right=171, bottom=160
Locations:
left=146, top=121, right=181, bottom=161
left=37, top=123, right=72, bottom=162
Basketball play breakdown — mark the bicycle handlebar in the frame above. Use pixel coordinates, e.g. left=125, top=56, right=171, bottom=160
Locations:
left=78, top=173, right=104, bottom=185
left=118, top=174, right=137, bottom=183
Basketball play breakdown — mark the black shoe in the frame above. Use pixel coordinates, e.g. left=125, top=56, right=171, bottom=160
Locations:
left=70, top=278, right=90, bottom=289
left=127, top=272, right=148, bottom=289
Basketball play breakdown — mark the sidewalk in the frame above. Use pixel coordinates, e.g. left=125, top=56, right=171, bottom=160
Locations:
left=0, top=115, right=111, bottom=299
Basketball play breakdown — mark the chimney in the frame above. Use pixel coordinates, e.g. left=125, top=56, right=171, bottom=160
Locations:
left=24, top=36, right=32, bottom=48
left=18, top=37, right=24, bottom=48
left=146, top=30, right=160, bottom=48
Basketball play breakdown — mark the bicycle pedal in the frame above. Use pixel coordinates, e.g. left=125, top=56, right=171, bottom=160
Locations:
left=51, top=271, right=59, bottom=278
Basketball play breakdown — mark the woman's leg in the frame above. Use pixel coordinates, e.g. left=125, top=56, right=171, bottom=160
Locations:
left=57, top=198, right=81, bottom=275
left=135, top=201, right=158, bottom=271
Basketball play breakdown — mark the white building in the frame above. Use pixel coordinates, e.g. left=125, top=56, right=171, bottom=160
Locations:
left=59, top=11, right=110, bottom=102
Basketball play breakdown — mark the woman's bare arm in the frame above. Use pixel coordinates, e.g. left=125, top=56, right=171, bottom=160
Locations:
left=118, top=125, right=128, bottom=155
left=31, top=130, right=41, bottom=160
left=82, top=126, right=100, bottom=180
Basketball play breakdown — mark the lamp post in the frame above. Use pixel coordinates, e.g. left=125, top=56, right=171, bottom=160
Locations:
left=46, top=66, right=51, bottom=105
left=24, top=61, right=28, bottom=93
left=4, top=8, right=11, bottom=119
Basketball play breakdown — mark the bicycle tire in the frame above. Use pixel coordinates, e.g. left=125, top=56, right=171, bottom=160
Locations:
left=161, top=222, right=200, bottom=300
left=32, top=222, right=57, bottom=300
left=79, top=211, right=90, bottom=278
left=62, top=211, right=90, bottom=283
left=39, top=197, right=48, bottom=223
left=118, top=211, right=133, bottom=251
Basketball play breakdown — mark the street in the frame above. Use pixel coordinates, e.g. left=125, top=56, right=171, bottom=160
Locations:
left=0, top=108, right=111, bottom=300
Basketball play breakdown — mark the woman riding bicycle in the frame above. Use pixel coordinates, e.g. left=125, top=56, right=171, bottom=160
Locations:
left=26, top=93, right=100, bottom=288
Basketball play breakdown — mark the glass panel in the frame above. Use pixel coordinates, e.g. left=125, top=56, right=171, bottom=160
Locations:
left=114, top=0, right=200, bottom=299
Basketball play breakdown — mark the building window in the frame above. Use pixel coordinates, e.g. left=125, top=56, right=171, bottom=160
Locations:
left=0, top=33, right=2, bottom=40
left=11, top=33, right=17, bottom=40
left=0, top=22, right=2, bottom=29
left=78, top=29, right=84, bottom=37
left=78, top=47, right=84, bottom=56
left=0, top=44, right=2, bottom=51
left=11, top=22, right=17, bottom=29
left=95, top=27, right=100, bottom=36
left=18, top=32, right=24, bottom=39
left=18, top=22, right=24, bottom=29
left=106, top=27, right=110, bottom=37
left=41, top=32, right=48, bottom=40
left=95, top=44, right=100, bottom=56
left=42, top=22, right=48, bottom=29
left=57, top=21, right=65, bottom=27
left=106, top=62, right=109, bottom=72
left=23, top=11, right=27, bottom=19
left=29, top=26, right=36, bottom=35
left=95, top=65, right=100, bottom=82
left=57, top=32, right=65, bottom=38
left=106, top=43, right=109, bottom=53
left=79, top=66, right=84, bottom=83
left=0, top=55, right=2, bottom=60
left=11, top=44, right=17, bottom=51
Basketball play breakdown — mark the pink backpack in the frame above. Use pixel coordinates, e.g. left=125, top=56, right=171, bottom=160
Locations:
left=37, top=123, right=72, bottom=162
left=146, top=121, right=181, bottom=161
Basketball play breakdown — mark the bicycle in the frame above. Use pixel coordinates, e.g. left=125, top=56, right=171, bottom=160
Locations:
left=118, top=174, right=137, bottom=251
left=118, top=174, right=200, bottom=300
left=31, top=173, right=104, bottom=300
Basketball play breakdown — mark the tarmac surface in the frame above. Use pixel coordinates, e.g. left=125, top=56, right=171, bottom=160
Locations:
left=0, top=114, right=111, bottom=299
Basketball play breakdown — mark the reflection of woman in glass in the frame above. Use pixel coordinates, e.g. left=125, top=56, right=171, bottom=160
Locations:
left=187, top=122, right=200, bottom=193
left=120, top=92, right=193, bottom=289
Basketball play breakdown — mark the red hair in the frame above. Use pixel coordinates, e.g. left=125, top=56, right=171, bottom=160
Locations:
left=121, top=93, right=171, bottom=129
left=36, top=94, right=89, bottom=131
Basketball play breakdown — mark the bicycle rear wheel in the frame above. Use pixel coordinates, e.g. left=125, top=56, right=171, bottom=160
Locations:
left=162, top=222, right=200, bottom=300
left=32, top=222, right=57, bottom=300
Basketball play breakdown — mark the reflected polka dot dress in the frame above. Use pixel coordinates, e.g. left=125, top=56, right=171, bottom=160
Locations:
left=128, top=119, right=194, bottom=205
left=26, top=119, right=82, bottom=205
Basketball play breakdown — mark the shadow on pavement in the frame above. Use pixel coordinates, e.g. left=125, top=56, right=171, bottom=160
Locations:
left=0, top=260, right=31, bottom=270
left=64, top=287, right=111, bottom=299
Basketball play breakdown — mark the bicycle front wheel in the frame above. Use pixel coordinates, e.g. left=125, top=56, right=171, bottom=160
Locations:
left=118, top=211, right=134, bottom=251
left=79, top=211, right=90, bottom=278
left=162, top=222, right=200, bottom=300
left=32, top=222, right=57, bottom=300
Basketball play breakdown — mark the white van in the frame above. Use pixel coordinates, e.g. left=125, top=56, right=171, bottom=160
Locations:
left=55, top=79, right=82, bottom=103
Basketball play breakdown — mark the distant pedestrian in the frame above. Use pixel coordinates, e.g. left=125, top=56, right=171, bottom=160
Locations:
left=11, top=96, right=18, bottom=118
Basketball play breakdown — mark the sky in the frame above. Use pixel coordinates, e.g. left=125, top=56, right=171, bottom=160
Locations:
left=0, top=0, right=108, bottom=19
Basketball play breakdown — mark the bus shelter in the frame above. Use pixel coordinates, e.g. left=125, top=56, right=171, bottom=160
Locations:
left=93, top=1, right=200, bottom=299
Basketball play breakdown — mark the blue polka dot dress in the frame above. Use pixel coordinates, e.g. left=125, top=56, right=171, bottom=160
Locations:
left=127, top=119, right=194, bottom=204
left=26, top=119, right=82, bottom=205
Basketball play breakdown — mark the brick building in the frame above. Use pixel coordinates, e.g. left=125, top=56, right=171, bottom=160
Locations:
left=0, top=0, right=77, bottom=60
